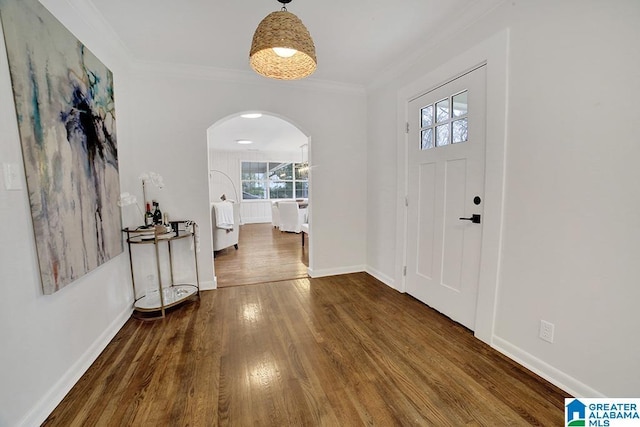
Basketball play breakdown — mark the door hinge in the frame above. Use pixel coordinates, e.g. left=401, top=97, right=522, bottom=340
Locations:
left=405, top=196, right=408, bottom=207
left=405, top=122, right=410, bottom=134
left=403, top=266, right=407, bottom=276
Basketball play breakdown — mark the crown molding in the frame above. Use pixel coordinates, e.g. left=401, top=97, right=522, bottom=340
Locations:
left=40, top=0, right=134, bottom=73
left=130, top=60, right=366, bottom=95
left=367, top=0, right=506, bottom=91
left=42, top=0, right=364, bottom=94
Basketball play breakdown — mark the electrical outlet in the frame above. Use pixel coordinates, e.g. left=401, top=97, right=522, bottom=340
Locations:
left=3, top=163, right=22, bottom=190
left=539, top=320, right=555, bottom=343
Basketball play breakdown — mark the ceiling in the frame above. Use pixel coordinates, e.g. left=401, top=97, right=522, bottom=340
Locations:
left=86, top=0, right=504, bottom=87
left=207, top=114, right=307, bottom=153
left=84, top=0, right=503, bottom=152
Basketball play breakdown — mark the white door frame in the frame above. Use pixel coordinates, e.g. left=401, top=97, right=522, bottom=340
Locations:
left=395, top=29, right=509, bottom=345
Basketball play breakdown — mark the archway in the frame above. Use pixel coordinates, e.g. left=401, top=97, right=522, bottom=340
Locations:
left=207, top=111, right=312, bottom=287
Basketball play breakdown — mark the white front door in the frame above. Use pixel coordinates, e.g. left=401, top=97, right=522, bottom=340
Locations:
left=406, top=65, right=486, bottom=330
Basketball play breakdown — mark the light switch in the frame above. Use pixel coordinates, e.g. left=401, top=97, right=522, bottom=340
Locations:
left=3, top=162, right=23, bottom=190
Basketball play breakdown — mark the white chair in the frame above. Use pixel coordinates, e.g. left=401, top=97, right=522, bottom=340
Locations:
left=271, top=202, right=280, bottom=229
left=278, top=201, right=302, bottom=233
left=211, top=202, right=240, bottom=253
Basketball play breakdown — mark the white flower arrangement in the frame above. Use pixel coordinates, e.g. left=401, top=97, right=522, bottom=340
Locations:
left=117, top=172, right=164, bottom=225
left=139, top=171, right=164, bottom=189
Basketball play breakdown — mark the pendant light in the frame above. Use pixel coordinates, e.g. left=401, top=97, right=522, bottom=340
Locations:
left=299, top=143, right=309, bottom=175
left=249, top=0, right=317, bottom=80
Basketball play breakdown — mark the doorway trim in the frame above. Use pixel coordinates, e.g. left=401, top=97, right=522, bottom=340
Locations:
left=395, top=29, right=509, bottom=345
left=207, top=111, right=314, bottom=286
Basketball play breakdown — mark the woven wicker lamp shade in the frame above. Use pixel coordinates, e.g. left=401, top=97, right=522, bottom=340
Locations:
left=249, top=8, right=317, bottom=80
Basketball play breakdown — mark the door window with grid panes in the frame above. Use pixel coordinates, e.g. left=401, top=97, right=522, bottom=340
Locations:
left=420, top=90, right=468, bottom=150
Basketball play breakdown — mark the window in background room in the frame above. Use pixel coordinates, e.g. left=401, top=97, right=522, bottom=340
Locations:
left=269, top=162, right=293, bottom=199
left=294, top=162, right=308, bottom=198
left=241, top=162, right=268, bottom=199
left=241, top=161, right=309, bottom=200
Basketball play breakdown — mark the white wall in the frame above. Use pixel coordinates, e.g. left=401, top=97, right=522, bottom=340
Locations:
left=1, top=2, right=367, bottom=423
left=17, top=0, right=639, bottom=423
left=122, top=68, right=367, bottom=283
left=0, top=1, right=134, bottom=426
left=366, top=0, right=640, bottom=397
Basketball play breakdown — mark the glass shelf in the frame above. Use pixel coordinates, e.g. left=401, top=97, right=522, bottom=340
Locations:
left=123, top=220, right=200, bottom=319
left=134, top=284, right=198, bottom=311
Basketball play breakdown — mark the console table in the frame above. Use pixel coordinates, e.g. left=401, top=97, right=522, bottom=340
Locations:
left=123, top=221, right=200, bottom=319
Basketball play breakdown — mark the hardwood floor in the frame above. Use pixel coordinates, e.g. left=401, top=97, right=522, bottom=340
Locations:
left=44, top=273, right=568, bottom=426
left=214, top=223, right=309, bottom=288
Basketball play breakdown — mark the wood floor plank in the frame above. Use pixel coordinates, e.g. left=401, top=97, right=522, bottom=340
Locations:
left=44, top=273, right=568, bottom=426
left=214, top=223, right=308, bottom=287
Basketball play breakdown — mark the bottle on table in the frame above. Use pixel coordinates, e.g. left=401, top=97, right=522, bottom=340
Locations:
left=152, top=201, right=163, bottom=225
left=145, top=202, right=153, bottom=227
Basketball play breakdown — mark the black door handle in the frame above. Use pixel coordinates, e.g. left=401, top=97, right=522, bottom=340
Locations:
left=459, top=214, right=481, bottom=224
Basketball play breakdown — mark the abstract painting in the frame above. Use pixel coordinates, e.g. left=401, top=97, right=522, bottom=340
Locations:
left=0, top=0, right=122, bottom=294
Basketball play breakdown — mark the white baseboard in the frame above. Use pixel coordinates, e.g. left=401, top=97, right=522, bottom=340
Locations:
left=19, top=305, right=133, bottom=427
left=242, top=217, right=271, bottom=224
left=315, top=265, right=604, bottom=398
left=308, top=264, right=366, bottom=278
left=492, top=336, right=604, bottom=398
left=365, top=266, right=397, bottom=290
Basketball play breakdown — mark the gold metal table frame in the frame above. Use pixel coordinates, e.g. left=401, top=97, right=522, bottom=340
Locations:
left=123, top=221, right=200, bottom=319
